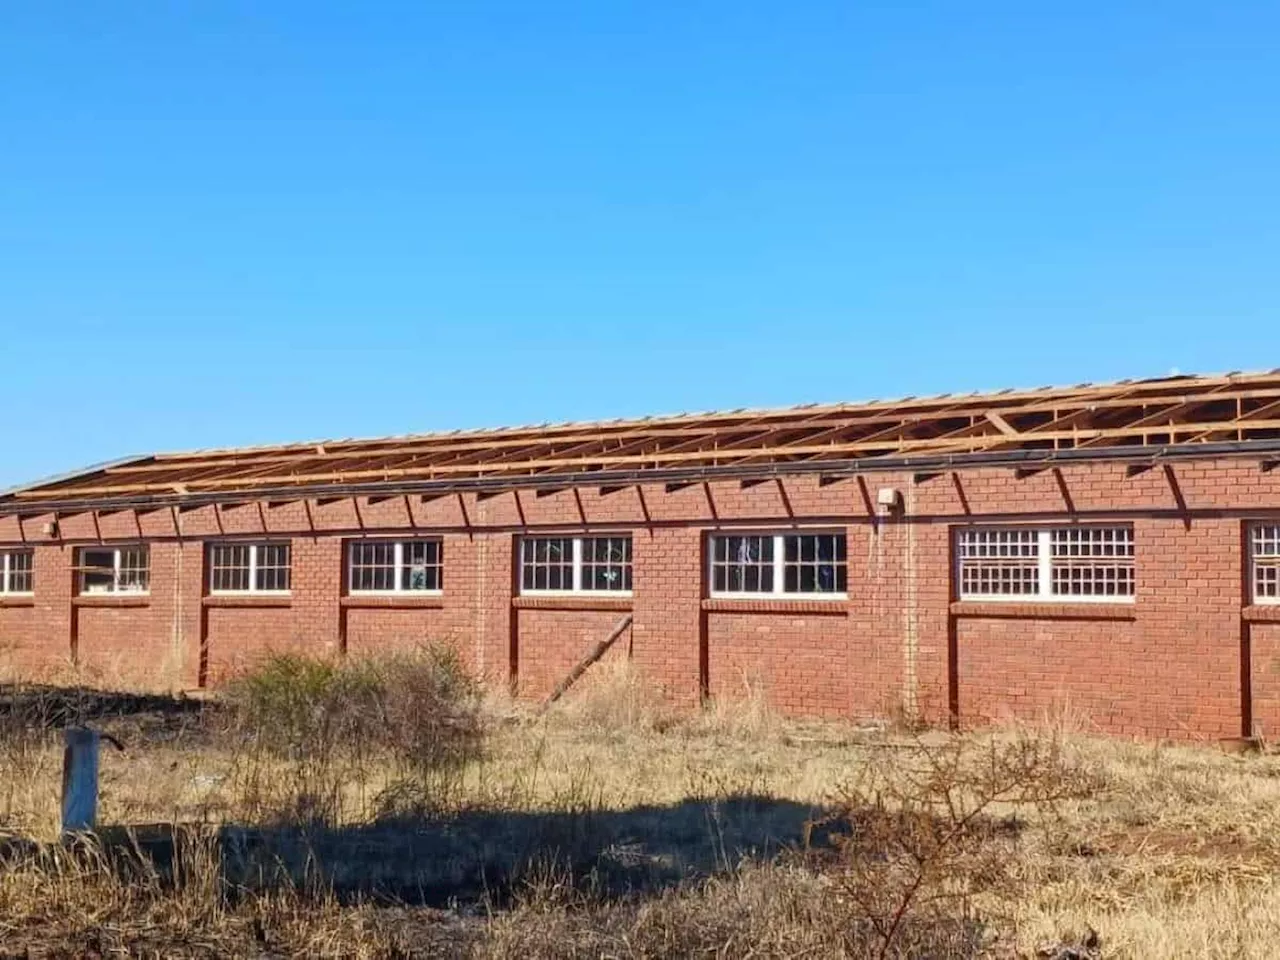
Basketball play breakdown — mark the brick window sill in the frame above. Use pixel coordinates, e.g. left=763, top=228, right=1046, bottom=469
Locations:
left=513, top=595, right=634, bottom=612
left=949, top=601, right=1136, bottom=621
left=0, top=596, right=36, bottom=608
left=341, top=595, right=445, bottom=610
left=202, top=595, right=293, bottom=609
left=1243, top=605, right=1280, bottom=623
left=700, top=598, right=849, bottom=615
left=73, top=595, right=151, bottom=609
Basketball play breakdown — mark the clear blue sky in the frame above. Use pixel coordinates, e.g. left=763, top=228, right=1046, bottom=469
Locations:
left=2, top=2, right=1278, bottom=489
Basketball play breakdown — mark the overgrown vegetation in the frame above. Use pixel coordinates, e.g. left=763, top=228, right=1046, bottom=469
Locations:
left=223, top=646, right=485, bottom=824
left=3, top=655, right=1280, bottom=957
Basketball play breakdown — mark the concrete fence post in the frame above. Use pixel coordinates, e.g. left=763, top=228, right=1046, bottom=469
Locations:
left=61, top=727, right=100, bottom=835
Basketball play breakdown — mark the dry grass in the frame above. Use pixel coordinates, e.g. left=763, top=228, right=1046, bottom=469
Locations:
left=4, top=658, right=1280, bottom=957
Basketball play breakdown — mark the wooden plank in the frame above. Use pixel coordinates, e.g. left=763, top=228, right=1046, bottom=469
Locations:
left=984, top=411, right=1021, bottom=437
left=25, top=417, right=1280, bottom=498
left=539, top=615, right=633, bottom=711
left=90, top=378, right=1280, bottom=486
left=104, top=373, right=1274, bottom=479
left=18, top=374, right=1280, bottom=502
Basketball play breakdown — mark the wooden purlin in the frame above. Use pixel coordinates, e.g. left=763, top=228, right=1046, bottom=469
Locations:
left=11, top=371, right=1280, bottom=503
left=1183, top=396, right=1280, bottom=444
left=90, top=375, right=1280, bottom=484
left=22, top=416, right=1280, bottom=500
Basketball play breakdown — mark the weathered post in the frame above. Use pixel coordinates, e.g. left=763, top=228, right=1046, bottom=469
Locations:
left=61, top=727, right=100, bottom=835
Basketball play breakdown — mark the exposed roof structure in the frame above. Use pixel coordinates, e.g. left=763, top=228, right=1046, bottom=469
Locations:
left=7, top=370, right=1280, bottom=514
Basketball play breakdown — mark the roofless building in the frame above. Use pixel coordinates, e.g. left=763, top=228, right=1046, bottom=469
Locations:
left=4, top=370, right=1280, bottom=740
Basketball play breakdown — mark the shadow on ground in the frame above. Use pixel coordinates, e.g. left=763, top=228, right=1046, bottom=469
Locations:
left=0, top=682, right=209, bottom=744
left=3, top=796, right=844, bottom=908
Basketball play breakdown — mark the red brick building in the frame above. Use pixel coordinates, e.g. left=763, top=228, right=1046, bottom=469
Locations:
left=4, top=371, right=1280, bottom=741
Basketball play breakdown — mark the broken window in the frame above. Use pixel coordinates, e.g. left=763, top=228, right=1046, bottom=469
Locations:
left=520, top=536, right=633, bottom=594
left=709, top=532, right=847, bottom=598
left=347, top=539, right=442, bottom=594
left=78, top=545, right=150, bottom=595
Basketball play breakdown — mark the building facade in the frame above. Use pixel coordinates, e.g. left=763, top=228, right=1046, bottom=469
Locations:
left=4, top=372, right=1280, bottom=741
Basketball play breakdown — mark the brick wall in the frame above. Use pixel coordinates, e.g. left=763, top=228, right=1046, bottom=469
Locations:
left=512, top=605, right=633, bottom=699
left=1, top=458, right=1278, bottom=740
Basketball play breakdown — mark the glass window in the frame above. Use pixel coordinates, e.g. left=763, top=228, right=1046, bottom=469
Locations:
left=78, top=545, right=150, bottom=595
left=956, top=527, right=1134, bottom=602
left=208, top=542, right=291, bottom=594
left=709, top=532, right=847, bottom=597
left=348, top=539, right=443, bottom=593
left=520, top=536, right=632, bottom=594
left=0, top=550, right=33, bottom=594
left=1252, top=525, right=1280, bottom=604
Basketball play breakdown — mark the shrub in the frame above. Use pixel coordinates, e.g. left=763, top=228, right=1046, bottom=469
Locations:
left=223, top=646, right=485, bottom=824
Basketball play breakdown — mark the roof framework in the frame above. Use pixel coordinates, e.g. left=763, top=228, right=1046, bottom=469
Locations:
left=7, top=371, right=1280, bottom=512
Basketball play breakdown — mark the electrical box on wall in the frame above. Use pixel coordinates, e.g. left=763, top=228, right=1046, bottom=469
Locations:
left=876, top=487, right=902, bottom=512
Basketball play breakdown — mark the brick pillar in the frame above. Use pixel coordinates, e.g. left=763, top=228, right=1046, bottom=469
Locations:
left=912, top=520, right=954, bottom=727
left=1134, top=516, right=1243, bottom=739
left=34, top=544, right=75, bottom=674
left=171, top=539, right=206, bottom=689
left=290, top=537, right=342, bottom=652
left=474, top=533, right=514, bottom=688
left=630, top=527, right=703, bottom=706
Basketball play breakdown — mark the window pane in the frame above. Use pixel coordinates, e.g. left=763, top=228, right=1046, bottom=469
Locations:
left=957, top=527, right=1133, bottom=601
left=710, top=534, right=776, bottom=595
left=1049, top=528, right=1134, bottom=598
left=80, top=549, right=117, bottom=594
left=4, top=550, right=33, bottom=593
left=401, top=540, right=442, bottom=591
left=210, top=544, right=251, bottom=592
left=521, top=537, right=575, bottom=593
left=117, top=546, right=149, bottom=593
left=580, top=536, right=632, bottom=593
left=780, top=534, right=847, bottom=595
left=349, top=541, right=396, bottom=592
left=1254, top=525, right=1280, bottom=602
left=256, top=543, right=291, bottom=592
left=956, top=529, right=1040, bottom=598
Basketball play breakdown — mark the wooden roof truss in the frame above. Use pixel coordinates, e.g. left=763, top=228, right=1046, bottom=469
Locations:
left=7, top=371, right=1280, bottom=509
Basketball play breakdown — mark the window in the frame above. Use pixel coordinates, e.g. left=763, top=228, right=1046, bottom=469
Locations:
left=1251, top=524, right=1280, bottom=604
left=520, top=536, right=632, bottom=593
left=208, top=542, right=291, bottom=594
left=348, top=539, right=443, bottom=594
left=956, top=527, right=1134, bottom=602
left=0, top=550, right=33, bottom=595
left=78, top=545, right=150, bottom=595
left=709, top=532, right=847, bottom=598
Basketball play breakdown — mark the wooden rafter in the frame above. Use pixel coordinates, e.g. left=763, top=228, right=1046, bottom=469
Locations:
left=10, top=371, right=1280, bottom=505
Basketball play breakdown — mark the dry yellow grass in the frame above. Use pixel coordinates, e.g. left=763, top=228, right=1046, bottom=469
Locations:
left=4, top=661, right=1280, bottom=957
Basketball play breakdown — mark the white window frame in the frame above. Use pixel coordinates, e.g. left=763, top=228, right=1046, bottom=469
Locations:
left=78, top=545, right=150, bottom=596
left=347, top=538, right=444, bottom=596
left=208, top=542, right=292, bottom=596
left=0, top=550, right=34, bottom=596
left=1250, top=523, right=1280, bottom=605
left=955, top=526, right=1135, bottom=604
left=519, top=535, right=633, bottom=596
left=707, top=530, right=849, bottom=601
